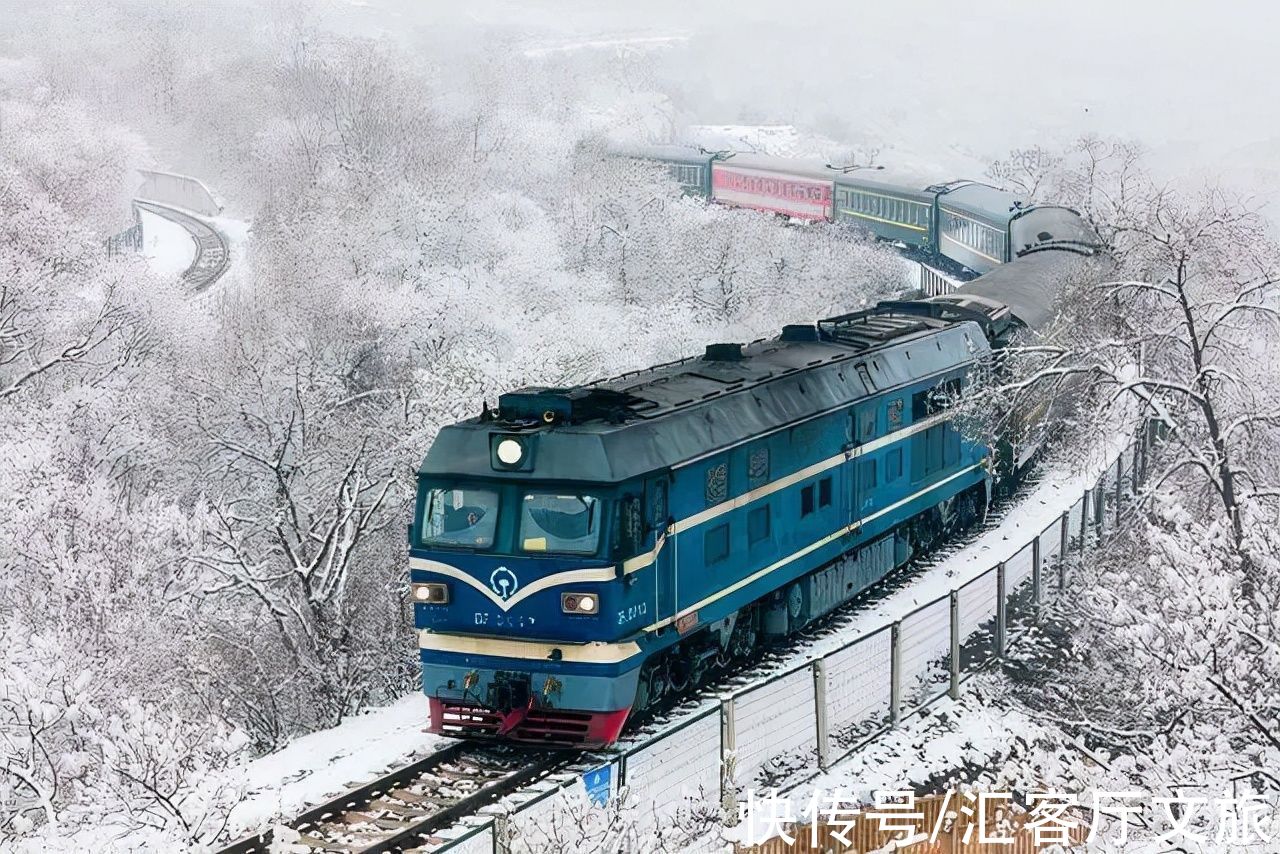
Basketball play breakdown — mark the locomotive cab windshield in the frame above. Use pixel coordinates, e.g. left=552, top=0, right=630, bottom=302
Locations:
left=418, top=479, right=609, bottom=558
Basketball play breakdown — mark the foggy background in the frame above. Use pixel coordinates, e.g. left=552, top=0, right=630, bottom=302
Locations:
left=338, top=0, right=1280, bottom=201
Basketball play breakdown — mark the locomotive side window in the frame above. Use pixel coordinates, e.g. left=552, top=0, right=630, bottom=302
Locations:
left=748, top=505, right=771, bottom=546
left=422, top=486, right=499, bottom=549
left=818, top=477, right=833, bottom=508
left=704, top=523, right=730, bottom=565
left=519, top=494, right=601, bottom=555
left=800, top=484, right=816, bottom=517
left=911, top=389, right=932, bottom=420
left=857, top=407, right=877, bottom=441
left=616, top=495, right=643, bottom=558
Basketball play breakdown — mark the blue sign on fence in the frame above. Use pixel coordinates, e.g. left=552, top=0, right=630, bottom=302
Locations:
left=582, top=764, right=611, bottom=806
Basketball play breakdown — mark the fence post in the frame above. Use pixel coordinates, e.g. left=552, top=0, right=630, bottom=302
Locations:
left=1141, top=425, right=1152, bottom=483
left=1094, top=484, right=1105, bottom=540
left=1078, top=489, right=1089, bottom=557
left=890, top=622, right=902, bottom=727
left=494, top=814, right=512, bottom=854
left=1131, top=440, right=1142, bottom=494
left=813, top=659, right=829, bottom=771
left=719, top=695, right=737, bottom=816
left=995, top=562, right=1007, bottom=660
left=949, top=590, right=961, bottom=700
left=1058, top=511, right=1069, bottom=592
left=1115, top=456, right=1123, bottom=527
left=1032, top=536, right=1042, bottom=606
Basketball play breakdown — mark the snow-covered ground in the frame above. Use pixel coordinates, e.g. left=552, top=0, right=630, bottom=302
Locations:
left=717, top=682, right=1054, bottom=850
left=225, top=694, right=449, bottom=836
left=139, top=207, right=196, bottom=277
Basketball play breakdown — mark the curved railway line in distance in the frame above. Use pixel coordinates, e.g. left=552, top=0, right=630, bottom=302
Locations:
left=135, top=199, right=231, bottom=292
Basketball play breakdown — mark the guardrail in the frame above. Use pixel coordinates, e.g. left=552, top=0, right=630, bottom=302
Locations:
left=430, top=421, right=1155, bottom=853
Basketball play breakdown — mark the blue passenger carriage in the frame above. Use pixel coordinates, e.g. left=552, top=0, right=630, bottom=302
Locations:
left=614, top=143, right=718, bottom=197
left=833, top=169, right=936, bottom=250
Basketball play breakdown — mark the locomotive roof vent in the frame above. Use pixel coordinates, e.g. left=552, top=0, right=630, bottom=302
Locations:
left=496, top=386, right=649, bottom=425
left=703, top=342, right=744, bottom=362
left=780, top=324, right=819, bottom=342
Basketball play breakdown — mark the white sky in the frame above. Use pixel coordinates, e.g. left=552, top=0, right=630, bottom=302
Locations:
left=328, top=0, right=1280, bottom=200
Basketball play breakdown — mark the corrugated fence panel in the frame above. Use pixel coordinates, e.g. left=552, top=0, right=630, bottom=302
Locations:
left=898, top=597, right=950, bottom=710
left=824, top=627, right=891, bottom=749
left=958, top=568, right=998, bottom=640
left=1006, top=541, right=1034, bottom=588
left=733, top=667, right=817, bottom=786
left=624, top=709, right=720, bottom=818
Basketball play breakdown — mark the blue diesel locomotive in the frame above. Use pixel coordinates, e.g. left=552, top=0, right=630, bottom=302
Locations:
left=409, top=216, right=1102, bottom=746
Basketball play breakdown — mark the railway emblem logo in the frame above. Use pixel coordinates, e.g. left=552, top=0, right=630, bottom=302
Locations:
left=490, top=566, right=519, bottom=601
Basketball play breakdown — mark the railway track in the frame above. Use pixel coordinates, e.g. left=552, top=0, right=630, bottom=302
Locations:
left=218, top=742, right=567, bottom=854
left=135, top=199, right=231, bottom=292
left=223, top=472, right=1053, bottom=853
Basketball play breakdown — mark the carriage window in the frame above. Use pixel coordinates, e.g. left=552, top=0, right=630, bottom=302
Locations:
left=422, top=486, right=499, bottom=549
left=520, top=494, right=601, bottom=555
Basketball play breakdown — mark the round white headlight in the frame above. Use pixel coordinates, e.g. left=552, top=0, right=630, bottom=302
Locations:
left=414, top=586, right=431, bottom=601
left=496, top=438, right=524, bottom=465
left=578, top=595, right=595, bottom=613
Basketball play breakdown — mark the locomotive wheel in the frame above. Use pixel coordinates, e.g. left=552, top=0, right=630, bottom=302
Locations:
left=634, top=666, right=652, bottom=712
left=786, top=583, right=804, bottom=628
left=634, top=658, right=667, bottom=712
left=954, top=489, right=980, bottom=532
left=667, top=653, right=692, bottom=693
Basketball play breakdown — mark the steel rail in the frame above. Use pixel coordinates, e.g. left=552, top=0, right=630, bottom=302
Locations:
left=134, top=199, right=231, bottom=292
left=215, top=742, right=566, bottom=854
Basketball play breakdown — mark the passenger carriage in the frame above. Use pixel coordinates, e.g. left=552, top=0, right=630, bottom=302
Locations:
left=832, top=168, right=936, bottom=250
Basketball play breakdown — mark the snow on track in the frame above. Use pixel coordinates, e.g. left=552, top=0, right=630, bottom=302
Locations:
left=139, top=206, right=197, bottom=277
left=225, top=694, right=451, bottom=837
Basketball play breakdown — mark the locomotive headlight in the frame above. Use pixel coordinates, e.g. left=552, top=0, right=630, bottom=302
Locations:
left=561, top=592, right=598, bottom=614
left=496, top=438, right=524, bottom=466
left=412, top=582, right=450, bottom=604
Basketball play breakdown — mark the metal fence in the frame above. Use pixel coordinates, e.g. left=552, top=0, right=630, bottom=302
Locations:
left=434, top=422, right=1154, bottom=853
left=106, top=202, right=144, bottom=257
